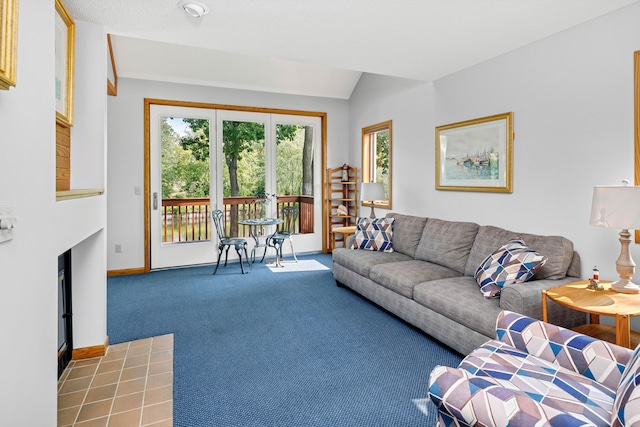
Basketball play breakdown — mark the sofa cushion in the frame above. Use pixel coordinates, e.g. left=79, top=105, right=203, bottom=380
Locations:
left=352, top=217, right=394, bottom=252
left=612, top=344, right=640, bottom=426
left=331, top=247, right=412, bottom=278
left=385, top=213, right=428, bottom=258
left=414, top=218, right=479, bottom=274
left=453, top=340, right=615, bottom=426
left=475, top=239, right=548, bottom=298
left=413, top=276, right=501, bottom=338
left=369, top=260, right=461, bottom=298
left=465, top=225, right=574, bottom=280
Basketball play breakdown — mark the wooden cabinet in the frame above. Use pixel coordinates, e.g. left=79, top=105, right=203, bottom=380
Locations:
left=326, top=166, right=358, bottom=251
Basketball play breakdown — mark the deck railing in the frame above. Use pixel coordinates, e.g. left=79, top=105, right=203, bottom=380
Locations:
left=161, top=196, right=314, bottom=243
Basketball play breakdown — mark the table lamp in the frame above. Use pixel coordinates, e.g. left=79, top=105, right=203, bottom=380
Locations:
left=589, top=180, right=640, bottom=294
left=361, top=182, right=385, bottom=218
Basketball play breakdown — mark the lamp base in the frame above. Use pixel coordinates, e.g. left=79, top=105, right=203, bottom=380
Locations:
left=611, top=280, right=640, bottom=294
left=612, top=228, right=640, bottom=294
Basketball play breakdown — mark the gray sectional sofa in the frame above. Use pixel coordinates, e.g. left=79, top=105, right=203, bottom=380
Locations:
left=331, top=213, right=586, bottom=355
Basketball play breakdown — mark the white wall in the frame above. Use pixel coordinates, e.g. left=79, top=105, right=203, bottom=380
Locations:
left=350, top=3, right=640, bottom=326
left=0, top=3, right=107, bottom=425
left=349, top=75, right=435, bottom=216
left=107, top=79, right=349, bottom=271
left=56, top=20, right=108, bottom=360
left=71, top=21, right=107, bottom=190
left=0, top=1, right=57, bottom=424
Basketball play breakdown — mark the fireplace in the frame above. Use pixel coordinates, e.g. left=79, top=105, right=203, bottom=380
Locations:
left=58, top=250, right=72, bottom=378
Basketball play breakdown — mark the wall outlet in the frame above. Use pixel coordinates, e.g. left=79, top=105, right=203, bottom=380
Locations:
left=115, top=244, right=122, bottom=253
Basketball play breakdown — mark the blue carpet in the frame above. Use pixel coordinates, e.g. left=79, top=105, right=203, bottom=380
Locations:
left=107, top=253, right=462, bottom=426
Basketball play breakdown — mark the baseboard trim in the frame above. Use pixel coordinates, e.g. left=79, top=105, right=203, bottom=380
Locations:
left=72, top=336, right=109, bottom=360
left=108, top=267, right=147, bottom=277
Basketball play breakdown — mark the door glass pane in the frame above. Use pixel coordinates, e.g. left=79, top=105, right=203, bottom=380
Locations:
left=276, top=124, right=314, bottom=233
left=161, top=116, right=211, bottom=244
left=222, top=120, right=265, bottom=237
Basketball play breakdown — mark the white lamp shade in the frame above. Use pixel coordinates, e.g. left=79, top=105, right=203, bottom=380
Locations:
left=590, top=184, right=640, bottom=229
left=360, top=182, right=385, bottom=202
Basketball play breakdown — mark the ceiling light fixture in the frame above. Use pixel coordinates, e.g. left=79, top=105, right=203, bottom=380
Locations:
left=178, top=0, right=209, bottom=18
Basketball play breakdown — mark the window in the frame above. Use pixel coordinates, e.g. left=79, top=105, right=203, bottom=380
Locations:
left=362, top=120, right=392, bottom=209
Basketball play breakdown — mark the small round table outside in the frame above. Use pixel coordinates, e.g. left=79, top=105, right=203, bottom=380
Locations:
left=238, top=218, right=284, bottom=266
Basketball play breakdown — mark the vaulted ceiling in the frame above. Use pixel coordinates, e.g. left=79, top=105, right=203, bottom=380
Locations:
left=65, top=0, right=639, bottom=99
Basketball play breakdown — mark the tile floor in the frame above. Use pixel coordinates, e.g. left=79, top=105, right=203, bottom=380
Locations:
left=57, top=334, right=174, bottom=427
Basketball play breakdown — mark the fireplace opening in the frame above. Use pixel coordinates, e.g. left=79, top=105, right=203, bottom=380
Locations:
left=58, top=250, right=72, bottom=378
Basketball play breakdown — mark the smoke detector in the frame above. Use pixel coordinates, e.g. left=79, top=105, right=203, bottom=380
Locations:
left=178, top=0, right=210, bottom=18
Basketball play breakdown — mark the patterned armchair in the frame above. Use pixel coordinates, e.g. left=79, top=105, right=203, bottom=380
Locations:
left=428, top=310, right=640, bottom=426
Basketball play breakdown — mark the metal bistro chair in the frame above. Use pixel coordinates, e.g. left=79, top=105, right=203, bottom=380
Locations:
left=211, top=209, right=250, bottom=274
left=265, top=205, right=299, bottom=264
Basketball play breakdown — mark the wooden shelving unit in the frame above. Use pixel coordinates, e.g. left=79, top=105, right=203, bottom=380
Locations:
left=326, top=166, right=358, bottom=251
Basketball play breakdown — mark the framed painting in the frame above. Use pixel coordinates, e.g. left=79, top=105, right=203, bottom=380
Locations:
left=0, top=0, right=18, bottom=90
left=55, top=0, right=74, bottom=126
left=435, top=112, right=513, bottom=193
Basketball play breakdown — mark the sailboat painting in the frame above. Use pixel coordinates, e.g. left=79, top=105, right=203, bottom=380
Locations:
left=436, top=112, right=513, bottom=193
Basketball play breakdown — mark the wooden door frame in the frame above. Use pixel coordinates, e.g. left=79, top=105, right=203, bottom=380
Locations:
left=142, top=98, right=328, bottom=273
left=634, top=51, right=640, bottom=242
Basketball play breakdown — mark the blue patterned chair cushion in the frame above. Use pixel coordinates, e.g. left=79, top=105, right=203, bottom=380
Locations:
left=612, top=344, right=640, bottom=426
left=430, top=363, right=611, bottom=426
left=351, top=217, right=394, bottom=252
left=496, top=310, right=629, bottom=391
left=475, top=239, right=547, bottom=297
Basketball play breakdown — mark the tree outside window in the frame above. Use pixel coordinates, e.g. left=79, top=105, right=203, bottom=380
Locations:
left=362, top=120, right=392, bottom=209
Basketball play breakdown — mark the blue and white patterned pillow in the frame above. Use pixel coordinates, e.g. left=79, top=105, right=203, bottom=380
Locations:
left=475, top=239, right=547, bottom=298
left=351, top=217, right=394, bottom=252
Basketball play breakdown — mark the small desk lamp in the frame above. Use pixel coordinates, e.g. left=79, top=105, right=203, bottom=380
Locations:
left=589, top=180, right=640, bottom=294
left=360, top=182, right=385, bottom=219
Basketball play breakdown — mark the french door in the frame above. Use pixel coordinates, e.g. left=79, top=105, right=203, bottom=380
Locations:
left=150, top=105, right=217, bottom=269
left=215, top=111, right=323, bottom=256
left=271, top=113, right=322, bottom=255
left=149, top=103, right=322, bottom=270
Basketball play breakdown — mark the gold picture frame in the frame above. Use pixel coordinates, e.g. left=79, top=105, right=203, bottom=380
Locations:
left=0, top=0, right=18, bottom=90
left=55, top=0, right=74, bottom=126
left=436, top=112, right=514, bottom=193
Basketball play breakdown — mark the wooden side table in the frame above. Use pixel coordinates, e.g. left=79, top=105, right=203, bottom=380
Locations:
left=330, top=225, right=357, bottom=251
left=542, top=280, right=640, bottom=349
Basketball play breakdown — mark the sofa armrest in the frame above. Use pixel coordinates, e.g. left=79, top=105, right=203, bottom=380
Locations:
left=496, top=310, right=632, bottom=390
left=500, top=276, right=578, bottom=318
left=428, top=365, right=583, bottom=425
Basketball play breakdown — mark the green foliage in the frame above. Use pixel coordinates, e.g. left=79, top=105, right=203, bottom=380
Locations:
left=227, top=136, right=265, bottom=197
left=276, top=127, right=306, bottom=195
left=161, top=119, right=209, bottom=198
left=179, top=118, right=210, bottom=161
left=162, top=117, right=311, bottom=200
left=376, top=130, right=389, bottom=174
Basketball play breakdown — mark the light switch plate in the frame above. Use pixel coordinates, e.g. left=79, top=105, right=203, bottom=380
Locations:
left=0, top=206, right=15, bottom=243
